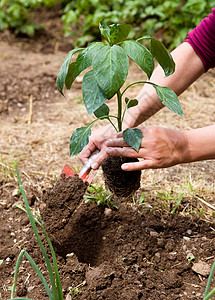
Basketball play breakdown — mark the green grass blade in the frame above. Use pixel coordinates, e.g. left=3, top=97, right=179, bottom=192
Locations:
left=204, top=288, right=215, bottom=300
left=16, top=204, right=43, bottom=227
left=11, top=250, right=25, bottom=298
left=171, top=193, right=184, bottom=214
left=16, top=206, right=61, bottom=297
left=36, top=213, right=63, bottom=300
left=204, top=260, right=215, bottom=298
left=15, top=167, right=58, bottom=299
left=11, top=250, right=53, bottom=299
left=23, top=251, right=54, bottom=299
left=139, top=192, right=145, bottom=205
left=16, top=191, right=63, bottom=298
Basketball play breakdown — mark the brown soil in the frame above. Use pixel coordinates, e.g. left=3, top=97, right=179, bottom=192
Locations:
left=41, top=174, right=89, bottom=258
left=102, top=157, right=141, bottom=197
left=1, top=6, right=215, bottom=300
left=40, top=176, right=215, bottom=300
left=2, top=175, right=215, bottom=299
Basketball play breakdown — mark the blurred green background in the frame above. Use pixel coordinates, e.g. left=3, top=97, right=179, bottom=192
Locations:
left=0, top=0, right=214, bottom=49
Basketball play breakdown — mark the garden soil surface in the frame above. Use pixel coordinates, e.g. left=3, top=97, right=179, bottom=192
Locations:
left=1, top=7, right=215, bottom=300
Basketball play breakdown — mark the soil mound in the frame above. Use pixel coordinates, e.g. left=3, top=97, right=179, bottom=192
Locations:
left=2, top=175, right=215, bottom=299
left=38, top=176, right=215, bottom=299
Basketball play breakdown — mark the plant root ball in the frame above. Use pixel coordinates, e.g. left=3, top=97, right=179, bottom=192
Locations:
left=101, top=156, right=141, bottom=197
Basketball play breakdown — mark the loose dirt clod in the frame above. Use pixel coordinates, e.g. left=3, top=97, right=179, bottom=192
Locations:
left=102, top=156, right=141, bottom=197
left=192, top=261, right=211, bottom=276
left=41, top=174, right=110, bottom=265
left=41, top=174, right=89, bottom=254
left=42, top=173, right=88, bottom=219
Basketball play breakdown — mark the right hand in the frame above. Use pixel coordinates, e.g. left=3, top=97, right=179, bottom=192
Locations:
left=79, top=124, right=117, bottom=169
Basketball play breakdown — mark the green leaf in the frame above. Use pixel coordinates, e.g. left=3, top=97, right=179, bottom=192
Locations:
left=56, top=48, right=84, bottom=95
left=151, top=83, right=184, bottom=116
left=113, top=24, right=131, bottom=44
left=150, top=38, right=175, bottom=77
left=94, top=103, right=110, bottom=119
left=123, top=128, right=143, bottom=152
left=99, top=21, right=131, bottom=45
left=99, top=19, right=111, bottom=43
left=70, top=125, right=92, bottom=156
left=92, top=44, right=129, bottom=99
left=123, top=40, right=154, bottom=79
left=137, top=35, right=152, bottom=42
left=82, top=70, right=108, bottom=115
left=65, top=62, right=76, bottom=90
left=125, top=97, right=138, bottom=109
left=74, top=42, right=104, bottom=78
left=136, top=36, right=175, bottom=77
left=109, top=24, right=119, bottom=45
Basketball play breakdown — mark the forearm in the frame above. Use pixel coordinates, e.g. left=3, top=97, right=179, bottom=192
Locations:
left=123, top=42, right=205, bottom=128
left=182, top=125, right=215, bottom=163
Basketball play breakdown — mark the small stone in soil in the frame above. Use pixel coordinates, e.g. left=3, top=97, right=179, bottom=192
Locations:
left=192, top=261, right=211, bottom=276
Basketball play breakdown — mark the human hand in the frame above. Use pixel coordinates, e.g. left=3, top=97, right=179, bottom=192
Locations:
left=79, top=124, right=117, bottom=169
left=105, top=126, right=188, bottom=171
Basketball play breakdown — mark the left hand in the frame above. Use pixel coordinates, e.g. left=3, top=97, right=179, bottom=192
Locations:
left=105, top=126, right=188, bottom=171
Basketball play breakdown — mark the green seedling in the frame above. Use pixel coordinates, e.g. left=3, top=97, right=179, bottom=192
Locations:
left=57, top=20, right=183, bottom=157
left=0, top=155, right=18, bottom=179
left=139, top=192, right=146, bottom=205
left=204, top=260, right=215, bottom=300
left=199, top=207, right=205, bottom=217
left=171, top=193, right=184, bottom=214
left=119, top=255, right=126, bottom=261
left=184, top=210, right=198, bottom=216
left=10, top=167, right=63, bottom=300
left=69, top=287, right=82, bottom=298
left=138, top=192, right=153, bottom=206
left=187, top=255, right=195, bottom=263
left=84, top=184, right=116, bottom=209
left=156, top=189, right=175, bottom=201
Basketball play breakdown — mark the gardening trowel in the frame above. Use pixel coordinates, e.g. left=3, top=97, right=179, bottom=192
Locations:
left=60, top=151, right=99, bottom=184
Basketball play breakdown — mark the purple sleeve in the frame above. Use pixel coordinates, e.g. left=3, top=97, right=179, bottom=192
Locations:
left=185, top=8, right=215, bottom=71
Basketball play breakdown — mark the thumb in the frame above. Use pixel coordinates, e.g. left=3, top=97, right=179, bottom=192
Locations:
left=91, top=149, right=108, bottom=170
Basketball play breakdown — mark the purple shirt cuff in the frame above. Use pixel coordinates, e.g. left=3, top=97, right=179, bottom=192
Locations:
left=185, top=8, right=215, bottom=72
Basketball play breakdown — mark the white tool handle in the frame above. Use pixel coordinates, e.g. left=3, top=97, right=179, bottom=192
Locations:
left=79, top=150, right=99, bottom=178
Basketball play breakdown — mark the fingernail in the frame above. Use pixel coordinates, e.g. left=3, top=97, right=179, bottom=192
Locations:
left=106, top=148, right=112, bottom=154
left=92, top=162, right=99, bottom=169
left=106, top=139, right=112, bottom=146
left=122, top=164, right=128, bottom=170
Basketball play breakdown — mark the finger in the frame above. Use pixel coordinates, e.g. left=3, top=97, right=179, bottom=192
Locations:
left=91, top=149, right=108, bottom=170
left=121, top=160, right=155, bottom=171
left=106, top=147, right=144, bottom=158
left=79, top=141, right=97, bottom=164
left=106, top=138, right=129, bottom=147
left=116, top=131, right=123, bottom=138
